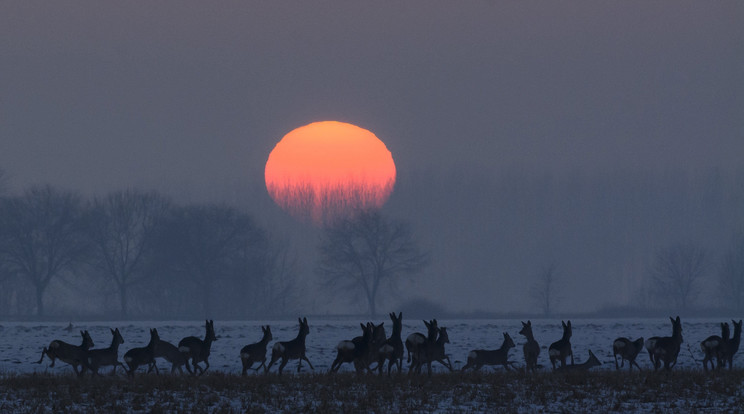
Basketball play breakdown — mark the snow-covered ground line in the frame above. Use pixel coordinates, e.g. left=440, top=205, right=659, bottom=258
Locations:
left=0, top=317, right=739, bottom=374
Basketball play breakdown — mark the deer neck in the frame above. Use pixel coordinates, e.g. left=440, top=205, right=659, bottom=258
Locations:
left=391, top=327, right=402, bottom=340
left=731, top=329, right=742, bottom=350
left=204, top=335, right=215, bottom=350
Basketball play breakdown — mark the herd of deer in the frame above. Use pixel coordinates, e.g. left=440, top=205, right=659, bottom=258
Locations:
left=34, top=315, right=742, bottom=377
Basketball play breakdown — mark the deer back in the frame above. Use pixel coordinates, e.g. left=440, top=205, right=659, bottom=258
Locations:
left=273, top=317, right=309, bottom=360
left=549, top=320, right=573, bottom=357
left=87, top=328, right=124, bottom=368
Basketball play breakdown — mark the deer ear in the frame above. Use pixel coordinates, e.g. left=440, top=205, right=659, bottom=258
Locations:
left=567, top=321, right=571, bottom=328
left=304, top=317, right=308, bottom=324
left=528, top=320, right=531, bottom=326
left=398, top=312, right=402, bottom=319
left=562, top=321, right=566, bottom=328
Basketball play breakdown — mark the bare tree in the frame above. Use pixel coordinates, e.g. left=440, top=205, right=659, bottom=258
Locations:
left=719, top=232, right=744, bottom=312
left=650, top=243, right=707, bottom=312
left=529, top=263, right=560, bottom=317
left=0, top=185, right=89, bottom=316
left=317, top=209, right=429, bottom=317
left=0, top=167, right=7, bottom=196
left=259, top=236, right=301, bottom=318
left=87, top=189, right=171, bottom=317
left=154, top=204, right=263, bottom=317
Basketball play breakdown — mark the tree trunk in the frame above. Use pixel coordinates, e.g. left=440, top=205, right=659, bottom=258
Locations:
left=120, top=284, right=128, bottom=319
left=35, top=287, right=44, bottom=317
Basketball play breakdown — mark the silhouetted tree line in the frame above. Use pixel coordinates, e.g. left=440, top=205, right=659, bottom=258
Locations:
left=392, top=167, right=744, bottom=315
left=0, top=183, right=301, bottom=319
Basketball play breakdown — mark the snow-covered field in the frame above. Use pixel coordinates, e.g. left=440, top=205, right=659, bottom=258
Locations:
left=0, top=317, right=739, bottom=374
left=0, top=317, right=742, bottom=412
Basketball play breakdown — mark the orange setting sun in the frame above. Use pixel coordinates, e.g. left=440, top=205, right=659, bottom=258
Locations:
left=265, top=121, right=396, bottom=225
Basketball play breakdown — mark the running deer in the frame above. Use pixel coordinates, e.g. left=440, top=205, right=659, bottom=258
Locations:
left=462, top=332, right=515, bottom=371
left=362, top=322, right=387, bottom=372
left=720, top=319, right=742, bottom=370
left=377, top=312, right=404, bottom=376
left=645, top=316, right=683, bottom=371
left=149, top=329, right=192, bottom=375
left=84, top=328, right=125, bottom=376
left=123, top=328, right=158, bottom=376
left=548, top=320, right=574, bottom=370
left=612, top=337, right=644, bottom=371
left=266, top=317, right=314, bottom=375
left=700, top=322, right=729, bottom=371
left=178, top=319, right=217, bottom=376
left=519, top=320, right=540, bottom=372
left=37, top=330, right=94, bottom=376
left=411, top=326, right=453, bottom=375
left=405, top=319, right=438, bottom=372
left=240, top=325, right=273, bottom=375
left=330, top=323, right=374, bottom=373
left=555, top=350, right=601, bottom=372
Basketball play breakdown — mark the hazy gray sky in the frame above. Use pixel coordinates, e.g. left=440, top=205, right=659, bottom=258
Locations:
left=1, top=2, right=743, bottom=315
left=1, top=1, right=742, bottom=195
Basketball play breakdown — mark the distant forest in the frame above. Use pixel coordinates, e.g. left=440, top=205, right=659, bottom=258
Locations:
left=1, top=166, right=743, bottom=319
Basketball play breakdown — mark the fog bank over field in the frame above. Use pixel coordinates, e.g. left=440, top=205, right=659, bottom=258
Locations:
left=222, top=165, right=743, bottom=316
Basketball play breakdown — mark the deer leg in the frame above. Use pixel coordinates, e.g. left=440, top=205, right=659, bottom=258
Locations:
left=36, top=348, right=48, bottom=365
left=278, top=358, right=288, bottom=375
left=201, top=360, right=210, bottom=375
left=303, top=355, right=314, bottom=371
left=266, top=356, right=278, bottom=374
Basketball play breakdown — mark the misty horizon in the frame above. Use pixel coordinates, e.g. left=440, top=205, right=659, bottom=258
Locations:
left=1, top=2, right=742, bottom=319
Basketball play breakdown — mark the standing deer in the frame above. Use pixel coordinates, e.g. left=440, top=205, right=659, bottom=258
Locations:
left=555, top=350, right=601, bottom=372
left=411, top=326, right=453, bottom=375
left=37, top=330, right=94, bottom=376
left=240, top=325, right=273, bottom=375
left=377, top=312, right=404, bottom=376
left=462, top=332, right=515, bottom=371
left=149, top=328, right=192, bottom=375
left=519, top=320, right=540, bottom=372
left=266, top=317, right=314, bottom=375
left=330, top=323, right=373, bottom=373
left=405, top=319, right=438, bottom=372
left=361, top=322, right=386, bottom=372
left=645, top=316, right=683, bottom=371
left=612, top=337, right=644, bottom=371
left=548, top=320, right=573, bottom=370
left=178, top=320, right=217, bottom=376
left=700, top=322, right=729, bottom=371
left=720, top=319, right=742, bottom=370
left=124, top=328, right=158, bottom=376
left=84, top=328, right=125, bottom=376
